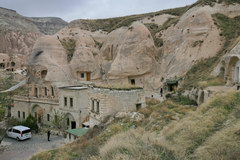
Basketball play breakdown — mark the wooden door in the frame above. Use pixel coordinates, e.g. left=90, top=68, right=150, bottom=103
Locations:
left=86, top=72, right=91, bottom=81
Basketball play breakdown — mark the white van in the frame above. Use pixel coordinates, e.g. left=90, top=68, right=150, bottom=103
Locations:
left=7, top=126, right=32, bottom=141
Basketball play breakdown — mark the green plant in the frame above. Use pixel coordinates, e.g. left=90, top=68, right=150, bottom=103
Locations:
left=51, top=109, right=67, bottom=131
left=59, top=38, right=76, bottom=62
left=0, top=107, right=5, bottom=121
left=21, top=114, right=38, bottom=131
left=213, top=14, right=240, bottom=40
left=94, top=40, right=103, bottom=49
left=170, top=95, right=198, bottom=106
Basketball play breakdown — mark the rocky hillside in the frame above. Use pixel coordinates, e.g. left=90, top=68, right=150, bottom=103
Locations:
left=31, top=90, right=240, bottom=160
left=0, top=7, right=67, bottom=55
left=40, top=0, right=237, bottom=91
left=29, top=17, right=68, bottom=35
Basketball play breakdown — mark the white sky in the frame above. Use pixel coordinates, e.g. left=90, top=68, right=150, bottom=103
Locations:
left=0, top=0, right=198, bottom=22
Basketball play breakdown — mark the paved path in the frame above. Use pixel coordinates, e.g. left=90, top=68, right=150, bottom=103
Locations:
left=0, top=134, right=65, bottom=160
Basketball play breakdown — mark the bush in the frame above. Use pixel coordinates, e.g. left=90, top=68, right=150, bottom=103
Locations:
left=170, top=95, right=198, bottom=106
left=213, top=13, right=240, bottom=40
left=21, top=115, right=38, bottom=131
left=0, top=107, right=5, bottom=121
left=59, top=38, right=76, bottom=62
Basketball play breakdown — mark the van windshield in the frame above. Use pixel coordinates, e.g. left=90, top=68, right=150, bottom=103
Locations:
left=22, top=129, right=31, bottom=134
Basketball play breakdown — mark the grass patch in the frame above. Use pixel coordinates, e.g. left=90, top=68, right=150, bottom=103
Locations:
left=163, top=92, right=240, bottom=158
left=59, top=38, right=76, bottom=62
left=69, top=6, right=189, bottom=33
left=181, top=40, right=230, bottom=89
left=182, top=14, right=240, bottom=89
left=194, top=0, right=240, bottom=7
left=98, top=128, right=177, bottom=160
left=144, top=17, right=179, bottom=47
left=185, top=92, right=240, bottom=156
left=94, top=40, right=103, bottom=49
left=213, top=13, right=240, bottom=40
left=170, top=95, right=198, bottom=106
left=198, top=76, right=225, bottom=88
left=0, top=107, right=5, bottom=121
left=144, top=23, right=163, bottom=47
left=141, top=100, right=195, bottom=133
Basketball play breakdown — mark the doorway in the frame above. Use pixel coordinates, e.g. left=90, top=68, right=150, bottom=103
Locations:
left=236, top=67, right=240, bottom=82
left=86, top=72, right=91, bottom=81
left=71, top=121, right=76, bottom=129
left=136, top=104, right=142, bottom=110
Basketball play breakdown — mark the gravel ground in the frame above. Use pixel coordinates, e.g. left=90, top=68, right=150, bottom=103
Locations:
left=0, top=133, right=65, bottom=160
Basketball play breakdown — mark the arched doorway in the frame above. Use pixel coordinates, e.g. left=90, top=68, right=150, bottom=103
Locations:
left=227, top=56, right=240, bottom=84
left=32, top=105, right=44, bottom=124
left=65, top=113, right=76, bottom=129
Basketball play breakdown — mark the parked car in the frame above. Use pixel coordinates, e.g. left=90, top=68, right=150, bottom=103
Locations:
left=7, top=125, right=32, bottom=141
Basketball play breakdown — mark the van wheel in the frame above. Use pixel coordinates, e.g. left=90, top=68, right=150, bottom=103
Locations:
left=17, top=137, right=20, bottom=141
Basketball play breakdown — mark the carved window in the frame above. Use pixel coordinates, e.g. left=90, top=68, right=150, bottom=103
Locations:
left=91, top=100, right=94, bottom=112
left=81, top=73, right=85, bottom=78
left=70, top=98, right=73, bottom=107
left=34, top=88, right=38, bottom=97
left=64, top=97, right=67, bottom=106
left=47, top=114, right=50, bottom=121
left=44, top=87, right=48, bottom=96
left=96, top=101, right=100, bottom=114
left=23, top=112, right=25, bottom=119
left=51, top=87, right=54, bottom=96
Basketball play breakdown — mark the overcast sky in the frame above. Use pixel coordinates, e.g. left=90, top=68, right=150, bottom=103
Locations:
left=0, top=0, right=197, bottom=22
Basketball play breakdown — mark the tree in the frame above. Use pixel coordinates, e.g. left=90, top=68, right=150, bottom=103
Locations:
left=51, top=109, right=67, bottom=131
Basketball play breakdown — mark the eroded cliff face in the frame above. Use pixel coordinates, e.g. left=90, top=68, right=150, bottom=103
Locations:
left=0, top=7, right=67, bottom=56
left=0, top=30, right=41, bottom=55
left=29, top=17, right=68, bottom=35
left=24, top=2, right=240, bottom=90
left=158, top=3, right=240, bottom=80
left=101, top=22, right=157, bottom=79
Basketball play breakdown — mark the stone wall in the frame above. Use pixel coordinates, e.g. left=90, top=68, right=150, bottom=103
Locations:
left=13, top=96, right=59, bottom=126
left=88, top=87, right=145, bottom=125
left=59, top=88, right=89, bottom=128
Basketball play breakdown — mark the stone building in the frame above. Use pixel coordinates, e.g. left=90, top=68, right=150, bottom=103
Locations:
left=84, top=87, right=145, bottom=127
left=12, top=82, right=59, bottom=126
left=12, top=85, right=145, bottom=129
left=58, top=86, right=89, bottom=129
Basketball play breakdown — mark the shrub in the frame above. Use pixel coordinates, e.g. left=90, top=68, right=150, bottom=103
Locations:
left=170, top=95, right=198, bottom=106
left=59, top=38, right=76, bottom=62
left=0, top=107, right=5, bottom=121
left=213, top=13, right=240, bottom=40
left=21, top=115, right=38, bottom=131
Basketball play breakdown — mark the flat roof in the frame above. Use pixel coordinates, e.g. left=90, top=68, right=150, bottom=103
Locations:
left=59, top=86, right=88, bottom=90
left=66, top=128, right=88, bottom=137
left=13, top=125, right=30, bottom=131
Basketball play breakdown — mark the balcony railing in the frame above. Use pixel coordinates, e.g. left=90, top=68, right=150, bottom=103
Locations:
left=14, top=95, right=59, bottom=105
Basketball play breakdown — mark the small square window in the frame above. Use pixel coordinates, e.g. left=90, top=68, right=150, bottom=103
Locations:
left=131, top=79, right=135, bottom=85
left=81, top=73, right=85, bottom=78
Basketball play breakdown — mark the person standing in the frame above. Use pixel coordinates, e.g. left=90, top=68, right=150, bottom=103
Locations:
left=160, top=88, right=163, bottom=97
left=47, top=130, right=51, bottom=141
